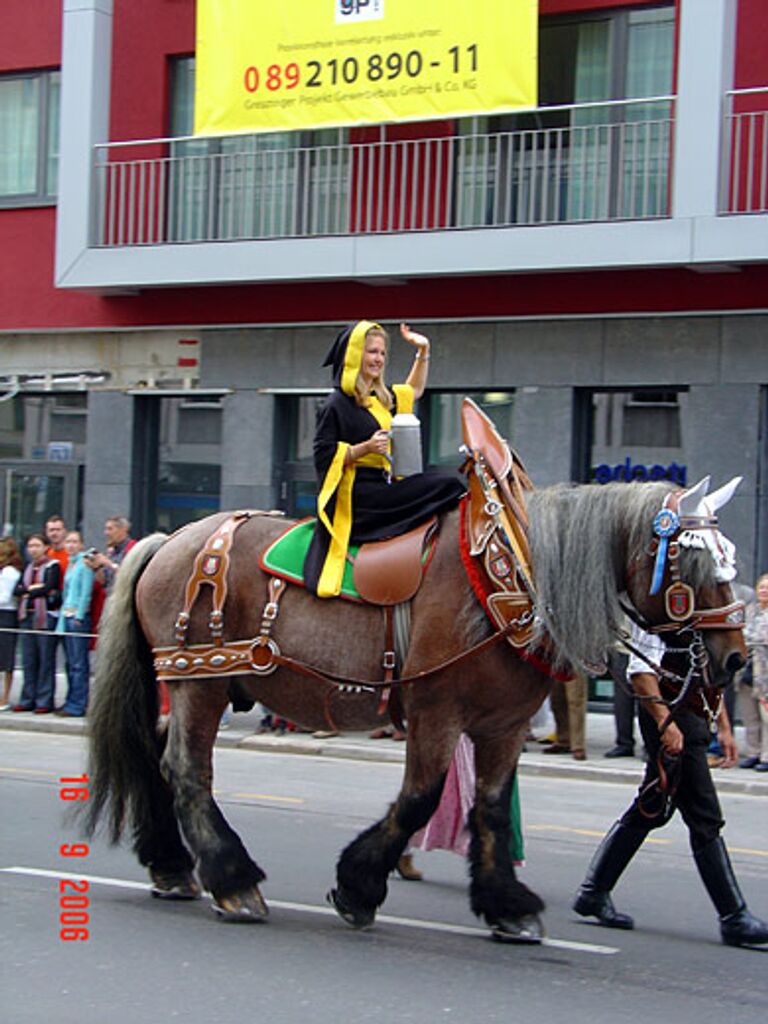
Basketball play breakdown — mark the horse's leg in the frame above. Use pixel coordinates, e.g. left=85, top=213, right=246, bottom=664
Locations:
left=329, top=713, right=458, bottom=929
left=140, top=720, right=201, bottom=900
left=469, top=730, right=545, bottom=943
left=162, top=679, right=268, bottom=922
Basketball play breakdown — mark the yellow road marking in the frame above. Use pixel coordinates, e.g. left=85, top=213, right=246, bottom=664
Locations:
left=225, top=791, right=305, bottom=805
left=0, top=766, right=56, bottom=778
left=730, top=845, right=768, bottom=858
left=527, top=824, right=670, bottom=845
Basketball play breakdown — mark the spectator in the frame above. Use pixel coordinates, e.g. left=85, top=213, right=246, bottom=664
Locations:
left=604, top=646, right=638, bottom=758
left=739, top=573, right=768, bottom=772
left=13, top=534, right=61, bottom=714
left=45, top=515, right=69, bottom=576
left=55, top=531, right=94, bottom=718
left=543, top=671, right=588, bottom=760
left=84, top=515, right=136, bottom=593
left=0, top=538, right=23, bottom=710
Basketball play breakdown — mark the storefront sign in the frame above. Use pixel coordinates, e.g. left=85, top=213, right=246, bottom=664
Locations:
left=593, top=458, right=687, bottom=485
left=194, top=0, right=538, bottom=136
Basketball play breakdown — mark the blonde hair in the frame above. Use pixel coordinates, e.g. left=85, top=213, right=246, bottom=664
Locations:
left=354, top=327, right=392, bottom=409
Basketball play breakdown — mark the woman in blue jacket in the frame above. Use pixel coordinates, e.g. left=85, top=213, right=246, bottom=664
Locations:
left=56, top=531, right=94, bottom=717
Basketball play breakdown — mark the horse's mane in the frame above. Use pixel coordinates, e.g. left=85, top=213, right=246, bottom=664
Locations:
left=526, top=481, right=716, bottom=670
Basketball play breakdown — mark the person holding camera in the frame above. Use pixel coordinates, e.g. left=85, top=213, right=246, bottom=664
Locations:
left=55, top=530, right=94, bottom=717
left=83, top=515, right=136, bottom=594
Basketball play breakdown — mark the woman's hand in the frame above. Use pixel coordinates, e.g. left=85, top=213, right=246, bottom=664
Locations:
left=366, top=429, right=390, bottom=455
left=400, top=322, right=430, bottom=353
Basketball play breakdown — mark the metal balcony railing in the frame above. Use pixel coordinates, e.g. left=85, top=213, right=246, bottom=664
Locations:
left=91, top=96, right=674, bottom=248
left=720, top=87, right=768, bottom=214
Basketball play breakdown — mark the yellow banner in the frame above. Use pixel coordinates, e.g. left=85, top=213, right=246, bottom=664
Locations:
left=195, top=0, right=538, bottom=136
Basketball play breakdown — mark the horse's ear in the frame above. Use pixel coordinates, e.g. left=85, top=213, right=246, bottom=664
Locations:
left=703, top=476, right=742, bottom=514
left=677, top=476, right=710, bottom=517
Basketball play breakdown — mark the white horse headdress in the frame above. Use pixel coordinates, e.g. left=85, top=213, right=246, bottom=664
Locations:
left=677, top=475, right=740, bottom=583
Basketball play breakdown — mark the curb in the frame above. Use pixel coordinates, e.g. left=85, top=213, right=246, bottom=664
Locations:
left=3, top=716, right=767, bottom=796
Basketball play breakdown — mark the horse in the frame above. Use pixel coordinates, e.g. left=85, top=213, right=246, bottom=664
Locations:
left=82, top=469, right=746, bottom=943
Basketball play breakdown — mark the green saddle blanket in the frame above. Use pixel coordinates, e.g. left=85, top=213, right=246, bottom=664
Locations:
left=259, top=519, right=362, bottom=600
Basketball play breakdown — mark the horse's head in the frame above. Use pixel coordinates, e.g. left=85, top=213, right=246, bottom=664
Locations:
left=625, top=476, right=747, bottom=687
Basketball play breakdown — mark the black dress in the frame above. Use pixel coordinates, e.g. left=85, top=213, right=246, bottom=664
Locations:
left=304, top=388, right=465, bottom=596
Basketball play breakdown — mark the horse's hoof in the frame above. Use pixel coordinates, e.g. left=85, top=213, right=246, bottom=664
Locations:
left=326, top=888, right=375, bottom=930
left=150, top=871, right=201, bottom=901
left=489, top=913, right=545, bottom=944
left=212, top=887, right=269, bottom=923
left=151, top=881, right=202, bottom=901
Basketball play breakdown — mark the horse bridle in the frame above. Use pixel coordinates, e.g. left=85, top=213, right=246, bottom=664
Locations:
left=615, top=491, right=747, bottom=787
left=624, top=490, right=745, bottom=639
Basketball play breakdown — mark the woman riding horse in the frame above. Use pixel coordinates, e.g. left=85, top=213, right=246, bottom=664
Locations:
left=304, top=320, right=465, bottom=597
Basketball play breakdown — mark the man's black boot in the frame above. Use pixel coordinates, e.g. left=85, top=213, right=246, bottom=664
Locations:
left=573, top=821, right=646, bottom=930
left=694, top=837, right=768, bottom=947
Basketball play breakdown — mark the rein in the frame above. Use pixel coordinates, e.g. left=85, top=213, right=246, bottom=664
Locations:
left=245, top=612, right=524, bottom=693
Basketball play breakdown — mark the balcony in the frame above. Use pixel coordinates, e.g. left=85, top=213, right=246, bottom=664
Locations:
left=54, top=1, right=768, bottom=291
left=92, top=97, right=675, bottom=248
left=720, top=87, right=768, bottom=215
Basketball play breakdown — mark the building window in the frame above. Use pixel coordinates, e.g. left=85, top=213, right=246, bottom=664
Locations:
left=587, top=388, right=687, bottom=485
left=168, top=58, right=348, bottom=241
left=0, top=70, right=60, bottom=205
left=455, top=5, right=674, bottom=225
left=274, top=394, right=328, bottom=517
left=424, top=391, right=514, bottom=469
left=155, top=397, right=223, bottom=532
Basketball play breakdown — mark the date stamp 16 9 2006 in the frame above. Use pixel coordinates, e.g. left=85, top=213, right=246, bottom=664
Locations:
left=59, top=774, right=90, bottom=941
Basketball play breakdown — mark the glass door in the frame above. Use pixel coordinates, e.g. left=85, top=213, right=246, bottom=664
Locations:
left=0, top=462, right=80, bottom=542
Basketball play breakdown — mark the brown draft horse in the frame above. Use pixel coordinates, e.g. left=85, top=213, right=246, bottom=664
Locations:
left=82, top=473, right=746, bottom=943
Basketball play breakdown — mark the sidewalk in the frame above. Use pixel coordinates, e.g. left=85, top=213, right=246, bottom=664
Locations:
left=2, top=672, right=766, bottom=796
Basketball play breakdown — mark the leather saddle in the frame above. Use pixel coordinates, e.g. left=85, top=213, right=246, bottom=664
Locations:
left=353, top=517, right=438, bottom=606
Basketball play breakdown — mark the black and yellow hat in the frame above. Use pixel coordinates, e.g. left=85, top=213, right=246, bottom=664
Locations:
left=323, top=320, right=383, bottom=396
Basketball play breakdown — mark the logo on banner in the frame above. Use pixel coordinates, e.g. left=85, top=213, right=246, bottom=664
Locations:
left=336, top=0, right=384, bottom=24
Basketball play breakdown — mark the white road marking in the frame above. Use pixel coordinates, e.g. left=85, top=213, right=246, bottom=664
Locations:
left=1, top=865, right=618, bottom=955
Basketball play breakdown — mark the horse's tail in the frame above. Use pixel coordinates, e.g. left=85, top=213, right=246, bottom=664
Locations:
left=82, top=533, right=168, bottom=844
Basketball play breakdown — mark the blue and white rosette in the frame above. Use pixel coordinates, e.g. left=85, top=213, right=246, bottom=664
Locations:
left=650, top=508, right=680, bottom=595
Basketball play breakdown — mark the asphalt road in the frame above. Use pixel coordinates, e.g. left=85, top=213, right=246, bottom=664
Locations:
left=2, top=732, right=766, bottom=1024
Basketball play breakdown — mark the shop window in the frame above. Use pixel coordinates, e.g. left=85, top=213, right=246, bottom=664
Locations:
left=274, top=394, right=328, bottom=517
left=425, top=391, right=514, bottom=469
left=156, top=462, right=221, bottom=533
left=0, top=70, right=60, bottom=205
left=586, top=388, right=687, bottom=485
left=154, top=397, right=223, bottom=531
left=622, top=390, right=681, bottom=448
